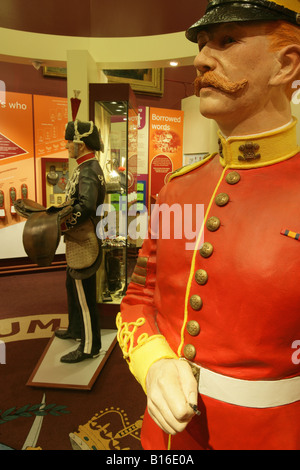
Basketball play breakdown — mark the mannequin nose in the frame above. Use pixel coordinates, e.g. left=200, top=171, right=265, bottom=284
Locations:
left=194, top=47, right=216, bottom=74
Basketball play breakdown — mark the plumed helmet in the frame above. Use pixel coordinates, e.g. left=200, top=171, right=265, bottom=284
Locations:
left=65, top=120, right=101, bottom=151
left=186, top=0, right=300, bottom=43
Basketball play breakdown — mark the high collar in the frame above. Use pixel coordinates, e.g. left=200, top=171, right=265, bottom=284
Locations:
left=76, top=152, right=96, bottom=166
left=218, top=118, right=300, bottom=169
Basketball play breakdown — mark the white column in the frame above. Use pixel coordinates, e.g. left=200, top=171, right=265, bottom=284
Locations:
left=66, top=50, right=107, bottom=172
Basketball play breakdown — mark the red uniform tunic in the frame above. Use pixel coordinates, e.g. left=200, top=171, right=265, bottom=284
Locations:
left=117, top=119, right=300, bottom=450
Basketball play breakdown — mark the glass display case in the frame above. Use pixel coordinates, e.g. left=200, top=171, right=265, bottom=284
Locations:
left=89, top=84, right=139, bottom=305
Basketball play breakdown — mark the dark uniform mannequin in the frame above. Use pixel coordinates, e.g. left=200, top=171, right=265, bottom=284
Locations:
left=55, top=120, right=106, bottom=363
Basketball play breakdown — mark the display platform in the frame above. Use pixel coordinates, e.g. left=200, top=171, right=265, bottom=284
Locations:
left=27, top=329, right=117, bottom=390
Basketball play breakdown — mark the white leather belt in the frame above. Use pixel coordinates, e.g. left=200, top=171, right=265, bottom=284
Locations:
left=194, top=365, right=300, bottom=408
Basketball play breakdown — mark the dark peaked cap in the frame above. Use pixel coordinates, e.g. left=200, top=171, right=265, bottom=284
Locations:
left=186, top=0, right=300, bottom=43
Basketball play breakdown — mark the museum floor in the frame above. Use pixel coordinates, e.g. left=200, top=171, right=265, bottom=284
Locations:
left=0, top=268, right=146, bottom=450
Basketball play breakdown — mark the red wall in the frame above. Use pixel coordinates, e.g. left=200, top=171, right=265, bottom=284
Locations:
left=1, top=61, right=196, bottom=110
left=1, top=62, right=67, bottom=97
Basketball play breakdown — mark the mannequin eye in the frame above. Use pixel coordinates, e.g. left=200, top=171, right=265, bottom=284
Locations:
left=197, top=33, right=209, bottom=51
left=221, top=36, right=237, bottom=46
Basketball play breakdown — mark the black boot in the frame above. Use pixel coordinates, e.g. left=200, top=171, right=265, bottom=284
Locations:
left=55, top=329, right=81, bottom=341
left=60, top=346, right=100, bottom=363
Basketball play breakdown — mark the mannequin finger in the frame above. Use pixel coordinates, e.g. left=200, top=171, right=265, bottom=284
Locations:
left=148, top=398, right=190, bottom=435
left=160, top=380, right=195, bottom=423
left=147, top=396, right=177, bottom=434
left=175, top=360, right=199, bottom=408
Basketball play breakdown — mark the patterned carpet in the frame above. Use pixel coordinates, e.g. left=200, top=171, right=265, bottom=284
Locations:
left=0, top=270, right=146, bottom=450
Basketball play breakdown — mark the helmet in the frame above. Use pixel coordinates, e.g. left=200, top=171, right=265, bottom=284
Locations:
left=65, top=120, right=101, bottom=151
left=186, top=0, right=300, bottom=43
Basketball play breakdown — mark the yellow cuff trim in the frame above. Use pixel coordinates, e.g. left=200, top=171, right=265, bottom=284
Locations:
left=116, top=312, right=177, bottom=392
left=129, top=336, right=178, bottom=393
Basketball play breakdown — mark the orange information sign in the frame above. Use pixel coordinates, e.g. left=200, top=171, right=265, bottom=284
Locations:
left=33, top=95, right=69, bottom=204
left=148, top=107, right=184, bottom=207
left=33, top=95, right=68, bottom=158
left=0, top=92, right=35, bottom=227
left=0, top=92, right=34, bottom=164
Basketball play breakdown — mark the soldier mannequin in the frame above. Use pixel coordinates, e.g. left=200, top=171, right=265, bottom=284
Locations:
left=55, top=120, right=106, bottom=363
left=117, top=0, right=300, bottom=450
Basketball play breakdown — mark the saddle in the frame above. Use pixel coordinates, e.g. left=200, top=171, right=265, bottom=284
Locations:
left=64, top=218, right=99, bottom=270
left=14, top=198, right=74, bottom=267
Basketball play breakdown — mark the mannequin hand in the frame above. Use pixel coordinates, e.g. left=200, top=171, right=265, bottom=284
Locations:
left=145, top=358, right=198, bottom=435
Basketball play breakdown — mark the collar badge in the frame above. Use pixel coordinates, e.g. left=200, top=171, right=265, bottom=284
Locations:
left=238, top=142, right=261, bottom=162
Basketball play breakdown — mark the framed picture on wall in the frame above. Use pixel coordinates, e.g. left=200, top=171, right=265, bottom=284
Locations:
left=43, top=67, right=67, bottom=78
left=43, top=67, right=164, bottom=96
left=103, top=69, right=164, bottom=96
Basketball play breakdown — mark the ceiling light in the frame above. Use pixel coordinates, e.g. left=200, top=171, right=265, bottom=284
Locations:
left=170, top=61, right=178, bottom=67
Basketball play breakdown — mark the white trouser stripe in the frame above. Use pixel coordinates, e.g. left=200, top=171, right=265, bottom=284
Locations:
left=75, top=279, right=92, bottom=354
left=198, top=366, right=300, bottom=408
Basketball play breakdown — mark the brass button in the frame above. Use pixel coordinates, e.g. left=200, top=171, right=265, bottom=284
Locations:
left=226, top=171, right=240, bottom=185
left=206, top=216, right=221, bottom=232
left=195, top=269, right=208, bottom=285
left=215, top=193, right=230, bottom=207
left=199, top=242, right=214, bottom=258
left=187, top=320, right=201, bottom=336
left=184, top=344, right=196, bottom=361
left=190, top=295, right=203, bottom=311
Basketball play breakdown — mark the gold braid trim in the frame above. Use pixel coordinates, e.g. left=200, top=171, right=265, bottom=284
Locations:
left=116, top=313, right=148, bottom=361
left=116, top=312, right=165, bottom=361
left=116, top=312, right=179, bottom=391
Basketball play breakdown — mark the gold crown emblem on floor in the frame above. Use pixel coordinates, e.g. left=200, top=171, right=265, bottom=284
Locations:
left=69, top=407, right=143, bottom=450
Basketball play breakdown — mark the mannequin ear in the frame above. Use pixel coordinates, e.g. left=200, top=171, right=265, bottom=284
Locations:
left=77, top=142, right=87, bottom=155
left=270, top=45, right=300, bottom=87
left=73, top=141, right=86, bottom=158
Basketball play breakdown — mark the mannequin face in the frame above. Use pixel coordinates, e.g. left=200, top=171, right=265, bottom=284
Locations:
left=65, top=140, right=86, bottom=159
left=65, top=141, right=75, bottom=159
left=193, top=22, right=284, bottom=135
